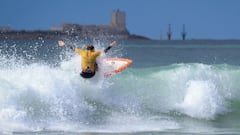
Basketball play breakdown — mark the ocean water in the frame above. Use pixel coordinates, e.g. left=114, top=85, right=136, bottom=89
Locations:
left=1, top=39, right=240, bottom=135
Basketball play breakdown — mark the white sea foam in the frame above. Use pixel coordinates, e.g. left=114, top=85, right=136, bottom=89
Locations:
left=178, top=80, right=226, bottom=119
left=0, top=54, right=240, bottom=133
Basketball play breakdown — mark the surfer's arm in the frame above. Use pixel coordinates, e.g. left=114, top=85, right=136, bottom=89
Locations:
left=104, top=46, right=112, bottom=53
left=104, top=41, right=117, bottom=53
left=58, top=40, right=75, bottom=51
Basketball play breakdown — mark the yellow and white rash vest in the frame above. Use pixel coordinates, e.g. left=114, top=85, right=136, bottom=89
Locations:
left=74, top=48, right=101, bottom=72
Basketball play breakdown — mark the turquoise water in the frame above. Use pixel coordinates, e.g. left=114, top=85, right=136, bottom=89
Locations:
left=1, top=39, right=240, bottom=135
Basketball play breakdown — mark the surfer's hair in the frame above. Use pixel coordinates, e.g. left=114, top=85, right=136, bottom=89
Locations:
left=86, top=45, right=95, bottom=50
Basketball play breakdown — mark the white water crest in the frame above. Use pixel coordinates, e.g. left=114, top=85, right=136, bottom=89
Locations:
left=1, top=53, right=240, bottom=133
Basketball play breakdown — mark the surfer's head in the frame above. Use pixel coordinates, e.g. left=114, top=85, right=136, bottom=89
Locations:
left=86, top=45, right=95, bottom=51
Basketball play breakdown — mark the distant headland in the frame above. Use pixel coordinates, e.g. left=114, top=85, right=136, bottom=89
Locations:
left=0, top=10, right=149, bottom=40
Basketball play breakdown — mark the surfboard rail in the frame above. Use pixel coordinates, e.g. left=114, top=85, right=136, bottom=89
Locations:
left=103, top=58, right=132, bottom=77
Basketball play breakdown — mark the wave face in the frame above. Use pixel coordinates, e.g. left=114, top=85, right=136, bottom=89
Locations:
left=1, top=40, right=240, bottom=134
left=1, top=56, right=240, bottom=133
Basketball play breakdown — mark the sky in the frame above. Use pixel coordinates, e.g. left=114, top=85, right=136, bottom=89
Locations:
left=0, top=0, right=240, bottom=40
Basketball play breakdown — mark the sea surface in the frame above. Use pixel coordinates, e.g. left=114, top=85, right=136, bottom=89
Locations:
left=1, top=39, right=240, bottom=135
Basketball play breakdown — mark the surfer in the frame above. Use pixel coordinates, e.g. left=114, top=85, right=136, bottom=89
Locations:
left=58, top=40, right=117, bottom=78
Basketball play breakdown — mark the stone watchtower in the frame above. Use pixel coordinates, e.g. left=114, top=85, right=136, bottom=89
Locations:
left=111, top=10, right=126, bottom=31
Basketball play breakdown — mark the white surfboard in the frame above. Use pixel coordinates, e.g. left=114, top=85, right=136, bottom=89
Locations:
left=103, top=58, right=132, bottom=78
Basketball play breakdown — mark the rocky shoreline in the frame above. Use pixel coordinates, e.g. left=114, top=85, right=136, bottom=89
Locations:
left=0, top=30, right=150, bottom=41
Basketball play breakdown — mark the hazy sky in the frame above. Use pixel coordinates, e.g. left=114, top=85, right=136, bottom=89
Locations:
left=0, top=0, right=240, bottom=40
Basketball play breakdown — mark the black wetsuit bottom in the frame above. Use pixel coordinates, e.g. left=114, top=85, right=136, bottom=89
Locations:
left=80, top=63, right=98, bottom=79
left=80, top=71, right=95, bottom=78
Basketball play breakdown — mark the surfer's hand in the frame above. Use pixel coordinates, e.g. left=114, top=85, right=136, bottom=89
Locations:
left=58, top=41, right=65, bottom=46
left=110, top=41, right=117, bottom=47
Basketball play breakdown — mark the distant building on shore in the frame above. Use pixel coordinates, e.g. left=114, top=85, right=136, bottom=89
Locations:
left=111, top=10, right=126, bottom=31
left=50, top=10, right=131, bottom=39
left=0, top=10, right=149, bottom=40
left=0, top=26, right=12, bottom=32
